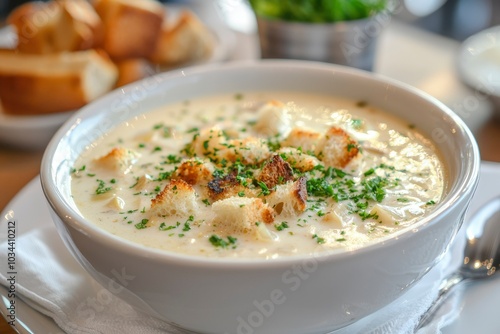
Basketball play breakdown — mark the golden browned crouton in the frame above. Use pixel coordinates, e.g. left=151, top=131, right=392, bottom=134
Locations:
left=150, top=179, right=197, bottom=218
left=174, top=159, right=214, bottom=186
left=277, top=147, right=320, bottom=172
left=207, top=174, right=256, bottom=202
left=253, top=100, right=291, bottom=137
left=190, top=126, right=227, bottom=161
left=93, top=147, right=139, bottom=172
left=225, top=137, right=271, bottom=165
left=257, top=155, right=294, bottom=189
left=281, top=127, right=321, bottom=152
left=211, top=197, right=275, bottom=239
left=266, top=177, right=307, bottom=216
left=315, top=127, right=359, bottom=168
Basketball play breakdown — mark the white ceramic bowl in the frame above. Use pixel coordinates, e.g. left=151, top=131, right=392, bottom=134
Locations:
left=40, top=60, right=480, bottom=334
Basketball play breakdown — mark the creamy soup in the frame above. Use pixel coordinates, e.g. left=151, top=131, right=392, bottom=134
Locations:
left=71, top=92, right=446, bottom=258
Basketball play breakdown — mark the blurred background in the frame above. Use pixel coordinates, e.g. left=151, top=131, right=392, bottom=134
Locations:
left=2, top=0, right=500, bottom=42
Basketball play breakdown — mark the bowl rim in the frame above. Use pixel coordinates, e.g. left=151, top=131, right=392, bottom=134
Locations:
left=40, top=59, right=481, bottom=268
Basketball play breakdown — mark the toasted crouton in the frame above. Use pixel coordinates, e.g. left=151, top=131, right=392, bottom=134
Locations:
left=253, top=100, right=291, bottom=137
left=174, top=159, right=214, bottom=186
left=211, top=197, right=275, bottom=238
left=257, top=155, right=294, bottom=189
left=150, top=179, right=197, bottom=218
left=281, top=127, right=321, bottom=152
left=150, top=10, right=215, bottom=65
left=93, top=147, right=139, bottom=173
left=207, top=174, right=256, bottom=202
left=225, top=137, right=271, bottom=165
left=277, top=147, right=320, bottom=172
left=94, top=0, right=165, bottom=59
left=315, top=127, right=359, bottom=168
left=266, top=177, right=307, bottom=216
left=190, top=126, right=227, bottom=161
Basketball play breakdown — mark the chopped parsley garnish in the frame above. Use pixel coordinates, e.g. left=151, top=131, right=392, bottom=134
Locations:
left=312, top=234, right=326, bottom=244
left=426, top=200, right=436, bottom=205
left=209, top=235, right=238, bottom=248
left=351, top=119, right=363, bottom=129
left=275, top=221, right=289, bottom=231
left=165, top=154, right=181, bottom=164
left=182, top=216, right=194, bottom=231
left=155, top=171, right=173, bottom=181
left=347, top=143, right=358, bottom=152
left=135, top=219, right=149, bottom=229
left=95, top=179, right=112, bottom=195
left=159, top=222, right=180, bottom=231
left=71, top=165, right=86, bottom=174
left=364, top=168, right=375, bottom=176
left=257, top=181, right=271, bottom=196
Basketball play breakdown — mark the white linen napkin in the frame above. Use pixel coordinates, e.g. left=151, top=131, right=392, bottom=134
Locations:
left=0, top=185, right=465, bottom=334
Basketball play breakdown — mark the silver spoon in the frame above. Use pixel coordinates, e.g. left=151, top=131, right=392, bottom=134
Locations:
left=416, top=196, right=500, bottom=330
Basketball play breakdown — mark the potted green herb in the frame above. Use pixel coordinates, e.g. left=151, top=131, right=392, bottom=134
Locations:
left=249, top=0, right=390, bottom=70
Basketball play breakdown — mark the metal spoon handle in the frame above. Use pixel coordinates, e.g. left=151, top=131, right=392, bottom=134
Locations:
left=415, top=271, right=466, bottom=330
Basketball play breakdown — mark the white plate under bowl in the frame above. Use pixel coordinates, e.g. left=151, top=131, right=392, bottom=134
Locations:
left=0, top=106, right=74, bottom=150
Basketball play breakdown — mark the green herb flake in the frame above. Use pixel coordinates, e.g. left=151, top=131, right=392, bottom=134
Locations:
left=275, top=221, right=289, bottom=231
left=257, top=181, right=271, bottom=196
left=351, top=119, right=363, bottom=129
left=159, top=223, right=177, bottom=231
left=135, top=219, right=149, bottom=230
left=209, top=235, right=238, bottom=248
left=95, top=179, right=112, bottom=195
left=312, top=234, right=326, bottom=244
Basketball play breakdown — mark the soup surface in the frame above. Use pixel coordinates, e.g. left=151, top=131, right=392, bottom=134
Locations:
left=71, top=92, right=446, bottom=258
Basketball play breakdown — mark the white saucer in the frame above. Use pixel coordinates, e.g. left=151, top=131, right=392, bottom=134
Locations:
left=2, top=162, right=500, bottom=333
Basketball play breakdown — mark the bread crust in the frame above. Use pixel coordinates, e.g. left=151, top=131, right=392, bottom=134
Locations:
left=0, top=49, right=118, bottom=115
left=150, top=10, right=214, bottom=65
left=94, top=0, right=165, bottom=59
left=8, top=0, right=104, bottom=54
